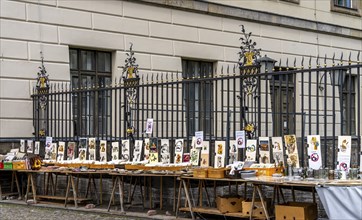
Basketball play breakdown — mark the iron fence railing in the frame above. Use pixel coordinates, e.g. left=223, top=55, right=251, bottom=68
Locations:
left=32, top=54, right=361, bottom=168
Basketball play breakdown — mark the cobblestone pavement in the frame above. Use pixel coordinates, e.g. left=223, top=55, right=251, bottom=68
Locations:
left=0, top=202, right=178, bottom=220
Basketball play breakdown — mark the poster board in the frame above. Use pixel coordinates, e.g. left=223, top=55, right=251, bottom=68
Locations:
left=245, top=139, right=257, bottom=161
left=200, top=141, right=209, bottom=167
left=100, top=140, right=107, bottom=162
left=229, top=140, right=238, bottom=165
left=133, top=140, right=143, bottom=162
left=111, top=142, right=120, bottom=161
left=259, top=137, right=270, bottom=164
left=284, top=134, right=300, bottom=168
left=307, top=135, right=322, bottom=170
left=271, top=137, right=284, bottom=165
left=160, top=139, right=170, bottom=163
left=121, top=139, right=130, bottom=162
left=174, top=139, right=184, bottom=164
left=214, top=141, right=226, bottom=168
left=337, top=136, right=351, bottom=171
left=67, top=142, right=75, bottom=160
left=88, top=138, right=96, bottom=161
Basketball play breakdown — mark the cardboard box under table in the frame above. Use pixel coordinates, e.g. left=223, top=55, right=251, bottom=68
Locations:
left=242, top=199, right=271, bottom=218
left=275, top=202, right=318, bottom=220
left=216, top=196, right=243, bottom=213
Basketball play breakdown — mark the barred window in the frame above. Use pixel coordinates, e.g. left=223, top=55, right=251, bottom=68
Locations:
left=69, top=48, right=112, bottom=137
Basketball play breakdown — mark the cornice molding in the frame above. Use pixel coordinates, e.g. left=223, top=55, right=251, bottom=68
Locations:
left=135, top=0, right=362, bottom=39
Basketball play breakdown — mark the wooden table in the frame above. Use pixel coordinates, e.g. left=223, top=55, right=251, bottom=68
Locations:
left=177, top=175, right=249, bottom=220
left=0, top=169, right=21, bottom=200
left=107, top=171, right=181, bottom=213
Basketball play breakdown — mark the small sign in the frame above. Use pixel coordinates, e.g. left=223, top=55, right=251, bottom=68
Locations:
left=195, top=131, right=203, bottom=148
left=146, top=118, right=154, bottom=134
left=235, top=131, right=246, bottom=148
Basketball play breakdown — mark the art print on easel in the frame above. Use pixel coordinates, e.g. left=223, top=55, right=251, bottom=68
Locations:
left=133, top=140, right=143, bottom=162
left=45, top=137, right=53, bottom=160
left=271, top=137, right=284, bottom=165
left=259, top=137, right=270, bottom=164
left=111, top=142, right=120, bottom=161
left=67, top=142, right=75, bottom=160
left=78, top=138, right=87, bottom=161
left=245, top=139, right=257, bottom=161
left=160, top=139, right=170, bottom=164
left=57, top=141, right=65, bottom=161
left=144, top=138, right=150, bottom=162
left=229, top=140, right=238, bottom=164
left=200, top=141, right=209, bottom=167
left=121, top=139, right=130, bottom=162
left=284, top=135, right=300, bottom=168
left=214, top=141, right=225, bottom=168
left=34, top=141, right=40, bottom=155
left=190, top=148, right=200, bottom=166
left=307, top=135, right=322, bottom=170
left=174, top=139, right=184, bottom=164
left=100, top=140, right=107, bottom=162
left=27, top=140, right=34, bottom=154
left=337, top=136, right=351, bottom=171
left=88, top=138, right=96, bottom=161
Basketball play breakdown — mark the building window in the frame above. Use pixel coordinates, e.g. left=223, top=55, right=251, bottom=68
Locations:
left=341, top=75, right=356, bottom=135
left=69, top=48, right=112, bottom=137
left=270, top=69, right=296, bottom=136
left=182, top=60, right=214, bottom=138
left=335, top=0, right=352, bottom=8
left=331, top=0, right=361, bottom=16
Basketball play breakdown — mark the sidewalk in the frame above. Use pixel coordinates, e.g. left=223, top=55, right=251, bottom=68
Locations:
left=0, top=201, right=191, bottom=220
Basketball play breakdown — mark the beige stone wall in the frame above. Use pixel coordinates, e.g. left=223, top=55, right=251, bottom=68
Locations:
left=0, top=0, right=361, bottom=138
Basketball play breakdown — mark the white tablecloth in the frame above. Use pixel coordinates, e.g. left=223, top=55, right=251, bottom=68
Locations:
left=316, top=186, right=362, bottom=220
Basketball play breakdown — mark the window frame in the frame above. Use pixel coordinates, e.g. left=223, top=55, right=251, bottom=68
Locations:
left=69, top=48, right=112, bottom=137
left=331, top=0, right=361, bottom=17
left=341, top=74, right=356, bottom=135
left=182, top=59, right=214, bottom=139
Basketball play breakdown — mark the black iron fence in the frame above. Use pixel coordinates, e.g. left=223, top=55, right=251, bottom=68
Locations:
left=32, top=54, right=361, bottom=168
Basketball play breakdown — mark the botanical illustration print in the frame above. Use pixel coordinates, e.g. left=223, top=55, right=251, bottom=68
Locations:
left=245, top=139, right=257, bottom=161
left=78, top=138, right=87, bottom=161
left=284, top=135, right=297, bottom=154
left=111, top=142, right=119, bottom=161
left=337, top=136, right=352, bottom=171
left=99, top=140, right=107, bottom=162
left=229, top=140, right=238, bottom=164
left=214, top=141, right=225, bottom=168
left=57, top=141, right=65, bottom=161
left=259, top=137, right=270, bottom=164
left=144, top=138, right=150, bottom=161
left=45, top=137, right=53, bottom=160
left=88, top=138, right=96, bottom=160
left=307, top=135, right=322, bottom=170
left=67, top=142, right=75, bottom=160
left=160, top=139, right=170, bottom=163
left=271, top=137, right=284, bottom=164
left=200, top=141, right=209, bottom=167
left=190, top=148, right=200, bottom=166
left=214, top=155, right=224, bottom=168
left=174, top=139, right=184, bottom=164
left=27, top=140, right=33, bottom=153
left=51, top=143, right=57, bottom=161
left=284, top=134, right=300, bottom=168
left=121, top=139, right=130, bottom=162
left=133, top=140, right=143, bottom=162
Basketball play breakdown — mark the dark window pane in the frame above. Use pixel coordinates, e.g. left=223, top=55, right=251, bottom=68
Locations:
left=97, top=52, right=111, bottom=72
left=69, top=49, right=78, bottom=70
left=81, top=50, right=95, bottom=71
